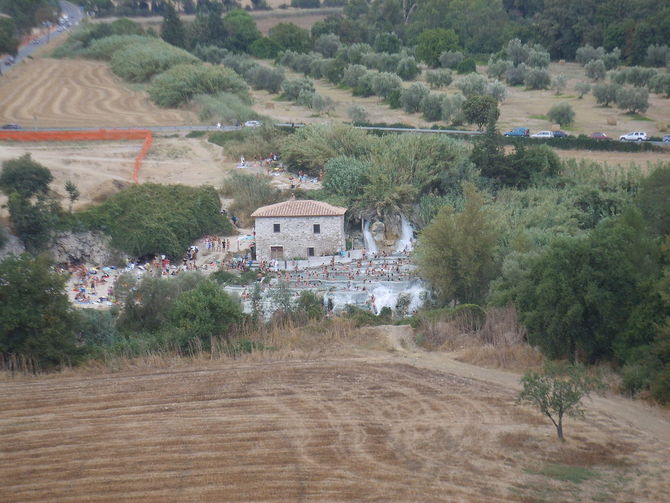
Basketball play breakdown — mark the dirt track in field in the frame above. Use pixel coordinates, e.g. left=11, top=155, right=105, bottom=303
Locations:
left=0, top=58, right=197, bottom=128
left=1, top=328, right=669, bottom=503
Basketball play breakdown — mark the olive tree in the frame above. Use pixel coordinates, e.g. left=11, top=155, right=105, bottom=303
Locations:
left=585, top=59, right=606, bottom=81
left=574, top=81, right=591, bottom=98
left=616, top=87, right=649, bottom=114
left=519, top=363, right=603, bottom=441
left=547, top=102, right=575, bottom=127
left=400, top=82, right=430, bottom=113
left=371, top=72, right=402, bottom=99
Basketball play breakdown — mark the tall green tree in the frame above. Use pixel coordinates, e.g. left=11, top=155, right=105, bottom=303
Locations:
left=415, top=183, right=499, bottom=305
left=0, top=254, right=81, bottom=368
left=516, top=208, right=663, bottom=362
left=222, top=9, right=260, bottom=52
left=269, top=23, right=312, bottom=53
left=0, top=154, right=53, bottom=198
left=0, top=16, right=18, bottom=56
left=462, top=95, right=500, bottom=130
left=636, top=164, right=670, bottom=238
left=415, top=28, right=459, bottom=67
left=160, top=3, right=186, bottom=48
left=169, top=280, right=243, bottom=349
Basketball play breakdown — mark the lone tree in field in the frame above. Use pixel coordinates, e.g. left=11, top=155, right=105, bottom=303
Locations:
left=519, top=363, right=602, bottom=441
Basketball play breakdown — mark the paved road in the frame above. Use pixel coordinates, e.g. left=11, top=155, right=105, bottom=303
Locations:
left=0, top=0, right=84, bottom=75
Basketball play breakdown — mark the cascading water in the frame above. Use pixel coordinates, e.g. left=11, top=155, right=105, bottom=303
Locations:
left=394, top=215, right=414, bottom=254
left=362, top=219, right=378, bottom=254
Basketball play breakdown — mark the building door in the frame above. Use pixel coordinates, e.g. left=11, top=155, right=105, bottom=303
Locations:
left=270, top=246, right=284, bottom=259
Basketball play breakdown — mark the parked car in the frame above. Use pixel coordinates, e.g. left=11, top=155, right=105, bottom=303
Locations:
left=552, top=130, right=569, bottom=138
left=590, top=132, right=612, bottom=140
left=244, top=120, right=262, bottom=128
left=530, top=130, right=554, bottom=139
left=503, top=127, right=529, bottom=137
left=619, top=131, right=647, bottom=142
left=1, top=123, right=21, bottom=129
left=663, top=134, right=670, bottom=143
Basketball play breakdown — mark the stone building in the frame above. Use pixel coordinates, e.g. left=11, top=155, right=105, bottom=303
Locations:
left=251, top=199, right=347, bottom=262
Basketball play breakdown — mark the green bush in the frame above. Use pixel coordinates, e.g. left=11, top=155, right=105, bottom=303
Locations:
left=456, top=58, right=477, bottom=74
left=83, top=34, right=150, bottom=60
left=79, top=184, right=232, bottom=260
left=148, top=64, right=249, bottom=107
left=250, top=37, right=281, bottom=59
left=194, top=93, right=256, bottom=123
left=110, top=41, right=199, bottom=82
left=221, top=172, right=282, bottom=225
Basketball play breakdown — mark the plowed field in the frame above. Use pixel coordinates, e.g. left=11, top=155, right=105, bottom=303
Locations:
left=1, top=337, right=669, bottom=503
left=0, top=58, right=197, bottom=128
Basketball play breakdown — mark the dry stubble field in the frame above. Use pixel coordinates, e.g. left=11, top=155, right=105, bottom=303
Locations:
left=1, top=328, right=669, bottom=503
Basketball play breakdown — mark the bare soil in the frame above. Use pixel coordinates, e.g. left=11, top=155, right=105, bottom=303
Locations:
left=1, top=327, right=668, bottom=503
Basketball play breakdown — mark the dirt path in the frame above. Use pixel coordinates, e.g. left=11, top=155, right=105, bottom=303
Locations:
left=375, top=324, right=670, bottom=445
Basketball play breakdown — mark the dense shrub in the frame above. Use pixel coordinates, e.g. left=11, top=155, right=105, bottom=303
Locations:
left=336, top=43, right=372, bottom=64
left=110, top=41, right=199, bottom=82
left=79, top=184, right=232, bottom=259
left=192, top=44, right=228, bottom=64
left=148, top=64, right=248, bottom=107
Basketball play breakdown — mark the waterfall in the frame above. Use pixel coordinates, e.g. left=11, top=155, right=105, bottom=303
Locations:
left=394, top=215, right=414, bottom=254
left=362, top=219, right=378, bottom=254
left=370, top=280, right=427, bottom=315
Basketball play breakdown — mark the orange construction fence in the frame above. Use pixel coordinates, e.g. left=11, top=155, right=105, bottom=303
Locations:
left=0, top=129, right=153, bottom=183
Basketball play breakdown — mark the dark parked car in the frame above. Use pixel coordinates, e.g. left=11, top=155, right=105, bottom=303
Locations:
left=552, top=130, right=569, bottom=138
left=590, top=132, right=612, bottom=140
left=2, top=123, right=20, bottom=129
left=503, top=127, right=529, bottom=137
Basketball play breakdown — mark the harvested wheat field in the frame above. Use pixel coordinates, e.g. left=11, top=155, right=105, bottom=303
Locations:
left=1, top=329, right=669, bottom=503
left=0, top=136, right=233, bottom=217
left=0, top=58, right=197, bottom=128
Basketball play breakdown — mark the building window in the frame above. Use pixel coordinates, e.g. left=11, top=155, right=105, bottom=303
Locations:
left=273, top=223, right=280, bottom=233
left=308, top=247, right=315, bottom=257
left=313, top=224, right=320, bottom=234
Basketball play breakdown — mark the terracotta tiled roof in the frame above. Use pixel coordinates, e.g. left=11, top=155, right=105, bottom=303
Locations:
left=251, top=199, right=347, bottom=218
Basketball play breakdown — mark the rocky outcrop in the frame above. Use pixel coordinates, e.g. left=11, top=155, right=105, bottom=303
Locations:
left=0, top=234, right=25, bottom=261
left=48, top=231, right=125, bottom=265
